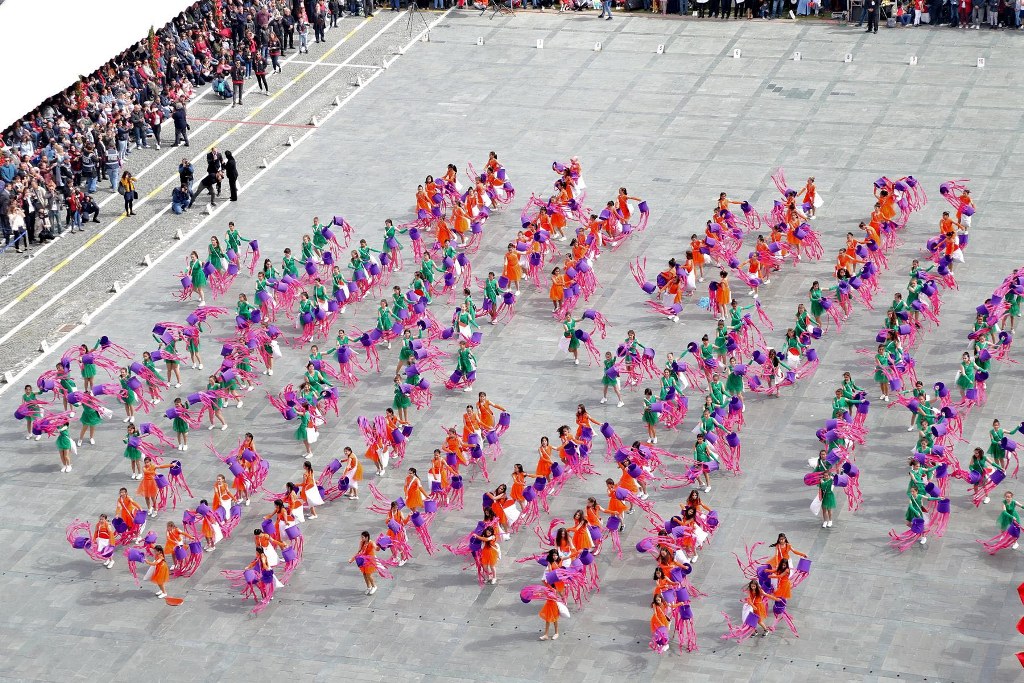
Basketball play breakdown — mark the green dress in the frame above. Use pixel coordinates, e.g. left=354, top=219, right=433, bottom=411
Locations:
left=1007, top=291, right=1022, bottom=318
left=809, top=287, right=824, bottom=319
left=56, top=425, right=72, bottom=451
left=955, top=361, right=975, bottom=391
left=81, top=356, right=97, bottom=380
left=312, top=223, right=328, bottom=249
left=172, top=412, right=189, bottom=434
left=80, top=405, right=102, bottom=427
left=832, top=396, right=859, bottom=419
left=301, top=241, right=315, bottom=261
left=295, top=411, right=310, bottom=441
left=725, top=369, right=744, bottom=396
left=642, top=397, right=658, bottom=426
left=841, top=379, right=863, bottom=400
left=283, top=256, right=299, bottom=279
left=22, top=392, right=41, bottom=420
left=226, top=227, right=249, bottom=255
left=602, top=358, right=617, bottom=387
left=123, top=435, right=141, bottom=461
left=694, top=441, right=715, bottom=464
left=484, top=278, right=500, bottom=309
left=457, top=348, right=476, bottom=374
left=999, top=500, right=1021, bottom=531
left=208, top=381, right=225, bottom=410
left=819, top=477, right=836, bottom=511
left=189, top=259, right=208, bottom=288
left=377, top=307, right=395, bottom=331
left=120, top=378, right=137, bottom=407
left=209, top=243, right=227, bottom=272
left=873, top=353, right=889, bottom=384
left=393, top=383, right=412, bottom=409
left=564, top=319, right=579, bottom=351
left=709, top=381, right=727, bottom=408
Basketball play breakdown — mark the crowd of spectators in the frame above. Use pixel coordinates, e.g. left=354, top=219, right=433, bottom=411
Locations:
left=0, top=1, right=348, bottom=254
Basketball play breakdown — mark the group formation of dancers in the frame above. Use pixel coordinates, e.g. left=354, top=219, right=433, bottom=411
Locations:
left=17, top=147, right=1021, bottom=650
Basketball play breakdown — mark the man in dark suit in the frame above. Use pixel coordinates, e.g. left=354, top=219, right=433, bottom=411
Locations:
left=865, top=0, right=879, bottom=31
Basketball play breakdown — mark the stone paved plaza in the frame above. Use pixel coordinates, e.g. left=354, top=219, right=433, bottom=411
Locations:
left=1, top=12, right=1024, bottom=683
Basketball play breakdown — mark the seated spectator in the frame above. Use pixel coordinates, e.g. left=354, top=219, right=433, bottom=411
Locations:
left=212, top=75, right=233, bottom=100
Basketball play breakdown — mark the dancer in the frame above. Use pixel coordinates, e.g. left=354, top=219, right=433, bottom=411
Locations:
left=349, top=530, right=379, bottom=595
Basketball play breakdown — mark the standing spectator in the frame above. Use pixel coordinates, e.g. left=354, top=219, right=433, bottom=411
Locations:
left=678, top=0, right=691, bottom=15
left=283, top=9, right=296, bottom=49
left=130, top=105, right=148, bottom=150
left=171, top=184, right=191, bottom=214
left=225, top=151, right=239, bottom=202
left=146, top=104, right=163, bottom=150
left=80, top=146, right=99, bottom=194
left=103, top=144, right=121, bottom=191
left=958, top=0, right=971, bottom=26
left=363, top=0, right=374, bottom=17
left=314, top=5, right=328, bottom=41
left=329, top=0, right=341, bottom=25
left=598, top=0, right=613, bottom=18
left=988, top=0, right=998, bottom=25
left=348, top=0, right=360, bottom=16
left=0, top=182, right=12, bottom=250
left=115, top=120, right=131, bottom=161
left=864, top=0, right=879, bottom=30
left=118, top=171, right=137, bottom=217
left=971, top=0, right=983, bottom=23
left=190, top=170, right=223, bottom=207
left=172, top=103, right=190, bottom=147
left=298, top=16, right=310, bottom=53
left=9, top=193, right=28, bottom=253
left=178, top=158, right=195, bottom=194
left=232, top=59, right=246, bottom=106
left=65, top=188, right=82, bottom=234
left=46, top=183, right=61, bottom=235
left=254, top=55, right=270, bottom=94
left=207, top=148, right=224, bottom=197
left=269, top=32, right=283, bottom=73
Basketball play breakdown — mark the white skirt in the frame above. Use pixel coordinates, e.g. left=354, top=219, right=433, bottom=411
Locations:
left=265, top=544, right=280, bottom=567
left=305, top=485, right=324, bottom=507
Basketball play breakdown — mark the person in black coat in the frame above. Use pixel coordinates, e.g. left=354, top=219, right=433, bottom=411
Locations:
left=864, top=0, right=878, bottom=31
left=191, top=171, right=224, bottom=207
left=206, top=148, right=224, bottom=196
left=171, top=104, right=190, bottom=147
left=225, top=151, right=239, bottom=201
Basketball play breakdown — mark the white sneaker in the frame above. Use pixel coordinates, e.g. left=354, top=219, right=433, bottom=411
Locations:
left=221, top=424, right=228, bottom=430
left=600, top=397, right=607, bottom=404
left=398, top=560, right=407, bottom=567
left=25, top=434, right=31, bottom=440
left=365, top=588, right=371, bottom=595
left=66, top=465, right=72, bottom=472
left=691, top=554, right=698, bottom=562
left=174, top=383, right=181, bottom=388
left=123, top=417, right=131, bottom=423
left=69, top=411, right=75, bottom=418
left=464, top=387, right=471, bottom=392
left=237, top=401, right=244, bottom=408
left=617, top=401, right=624, bottom=407
left=209, top=424, right=215, bottom=430
left=920, top=537, right=927, bottom=545
left=34, top=434, right=42, bottom=441
left=704, top=486, right=711, bottom=493
left=652, top=437, right=658, bottom=444
left=983, top=496, right=990, bottom=504
left=182, top=444, right=188, bottom=451
left=827, top=520, right=833, bottom=527
left=907, top=426, right=915, bottom=431
left=60, top=466, right=67, bottom=473
left=822, top=521, right=828, bottom=528
left=369, top=586, right=377, bottom=595
left=89, top=438, right=95, bottom=445
left=77, top=439, right=83, bottom=446
left=574, top=359, right=579, bottom=365
left=247, top=386, right=254, bottom=392
left=198, top=363, right=203, bottom=370
left=244, top=499, right=250, bottom=506
left=268, top=369, right=273, bottom=376
left=1014, top=542, right=1020, bottom=550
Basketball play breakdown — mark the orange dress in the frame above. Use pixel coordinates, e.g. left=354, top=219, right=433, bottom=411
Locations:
left=716, top=280, right=731, bottom=307
left=429, top=457, right=452, bottom=489
left=346, top=453, right=363, bottom=482
left=436, top=219, right=453, bottom=246
left=386, top=509, right=407, bottom=539
left=359, top=540, right=377, bottom=575
left=93, top=520, right=114, bottom=547
left=606, top=492, right=628, bottom=516
left=774, top=572, right=792, bottom=600
left=510, top=471, right=527, bottom=502
left=503, top=251, right=523, bottom=282
left=301, top=470, right=317, bottom=503
left=479, top=535, right=498, bottom=567
left=539, top=563, right=562, bottom=622
left=879, top=195, right=897, bottom=221
left=416, top=190, right=430, bottom=213
left=570, top=520, right=592, bottom=550
left=452, top=206, right=470, bottom=235
left=117, top=494, right=141, bottom=526
left=585, top=507, right=602, bottom=528
left=690, top=239, right=705, bottom=267
left=536, top=444, right=553, bottom=477
left=651, top=604, right=671, bottom=633
left=617, top=468, right=639, bottom=494
left=549, top=273, right=567, bottom=302
left=462, top=412, right=483, bottom=441
left=575, top=413, right=598, bottom=440
left=749, top=595, right=768, bottom=620
left=405, top=475, right=425, bottom=509
left=147, top=553, right=169, bottom=585
left=426, top=181, right=438, bottom=200
left=166, top=526, right=186, bottom=551
left=137, top=462, right=159, bottom=498
left=477, top=399, right=499, bottom=430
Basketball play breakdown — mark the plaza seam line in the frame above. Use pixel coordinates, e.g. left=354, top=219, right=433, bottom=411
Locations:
left=0, top=18, right=374, bottom=314
left=0, top=31, right=333, bottom=286
left=0, top=8, right=452, bottom=395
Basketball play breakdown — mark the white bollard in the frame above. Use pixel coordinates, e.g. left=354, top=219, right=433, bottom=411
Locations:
left=536, top=38, right=544, bottom=49
left=909, top=55, right=918, bottom=66
left=142, top=254, right=152, bottom=267
left=259, top=158, right=269, bottom=168
left=732, top=48, right=741, bottom=58
left=477, top=37, right=484, bottom=46
left=286, top=136, right=295, bottom=146
left=595, top=41, right=602, bottom=51
left=656, top=44, right=665, bottom=54
left=793, top=51, right=801, bottom=61
left=110, top=281, right=123, bottom=293
left=977, top=57, right=985, bottom=68
left=310, top=116, right=319, bottom=127
left=844, top=53, right=853, bottom=63
left=202, top=203, right=214, bottom=215
left=1, top=371, right=14, bottom=384
left=357, top=74, right=365, bottom=87
left=38, top=340, right=50, bottom=353
left=174, top=229, right=184, bottom=240
left=80, top=312, right=92, bottom=325
left=333, top=96, right=341, bottom=106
